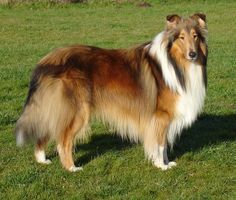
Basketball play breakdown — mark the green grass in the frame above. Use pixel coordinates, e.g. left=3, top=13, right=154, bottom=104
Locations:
left=0, top=1, right=235, bottom=199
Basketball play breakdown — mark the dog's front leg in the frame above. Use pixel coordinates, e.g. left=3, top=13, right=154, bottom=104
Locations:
left=153, top=144, right=176, bottom=170
left=144, top=113, right=176, bottom=170
left=163, top=144, right=177, bottom=167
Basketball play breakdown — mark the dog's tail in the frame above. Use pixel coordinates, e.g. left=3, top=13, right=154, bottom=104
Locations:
left=15, top=52, right=80, bottom=146
left=15, top=77, right=77, bottom=146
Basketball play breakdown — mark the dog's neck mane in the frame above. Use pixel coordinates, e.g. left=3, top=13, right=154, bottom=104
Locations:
left=147, top=31, right=207, bottom=145
left=148, top=31, right=186, bottom=94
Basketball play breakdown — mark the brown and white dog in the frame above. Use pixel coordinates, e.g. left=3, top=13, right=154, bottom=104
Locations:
left=15, top=13, right=208, bottom=172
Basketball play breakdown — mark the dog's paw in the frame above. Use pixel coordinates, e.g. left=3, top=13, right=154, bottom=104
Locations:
left=154, top=161, right=177, bottom=170
left=37, top=159, right=52, bottom=165
left=155, top=164, right=168, bottom=170
left=154, top=161, right=168, bottom=170
left=168, top=161, right=177, bottom=168
left=69, top=166, right=83, bottom=172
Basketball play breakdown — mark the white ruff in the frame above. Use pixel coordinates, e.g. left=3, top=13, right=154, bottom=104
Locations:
left=149, top=32, right=183, bottom=94
left=149, top=32, right=206, bottom=146
left=168, top=63, right=206, bottom=146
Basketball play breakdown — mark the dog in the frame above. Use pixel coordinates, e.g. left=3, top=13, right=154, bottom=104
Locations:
left=15, top=13, right=208, bottom=172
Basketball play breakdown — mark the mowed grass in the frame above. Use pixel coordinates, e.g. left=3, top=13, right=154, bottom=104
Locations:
left=0, top=0, right=235, bottom=199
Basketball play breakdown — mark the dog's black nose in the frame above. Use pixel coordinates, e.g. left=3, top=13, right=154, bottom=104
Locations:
left=189, top=51, right=197, bottom=59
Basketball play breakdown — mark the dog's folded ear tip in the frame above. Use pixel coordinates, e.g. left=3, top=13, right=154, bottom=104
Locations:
left=192, top=13, right=206, bottom=22
left=166, top=14, right=182, bottom=29
left=166, top=14, right=181, bottom=22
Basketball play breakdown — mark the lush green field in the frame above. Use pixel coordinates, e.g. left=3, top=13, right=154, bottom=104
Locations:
left=0, top=0, right=235, bottom=199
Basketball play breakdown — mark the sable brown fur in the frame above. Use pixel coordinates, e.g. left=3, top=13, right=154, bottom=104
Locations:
left=15, top=13, right=208, bottom=171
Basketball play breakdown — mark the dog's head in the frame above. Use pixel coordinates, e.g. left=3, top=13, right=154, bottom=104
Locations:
left=166, top=13, right=208, bottom=62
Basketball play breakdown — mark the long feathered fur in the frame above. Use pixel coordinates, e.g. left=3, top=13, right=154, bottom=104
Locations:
left=15, top=13, right=208, bottom=171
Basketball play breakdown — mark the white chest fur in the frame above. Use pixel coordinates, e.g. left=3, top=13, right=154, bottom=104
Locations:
left=167, top=63, right=206, bottom=145
left=177, top=64, right=206, bottom=124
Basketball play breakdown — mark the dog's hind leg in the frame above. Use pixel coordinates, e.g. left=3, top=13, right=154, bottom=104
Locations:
left=35, top=137, right=52, bottom=164
left=57, top=104, right=90, bottom=172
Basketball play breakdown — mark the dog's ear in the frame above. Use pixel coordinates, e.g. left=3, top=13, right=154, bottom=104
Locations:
left=191, top=13, right=207, bottom=29
left=166, top=14, right=181, bottom=29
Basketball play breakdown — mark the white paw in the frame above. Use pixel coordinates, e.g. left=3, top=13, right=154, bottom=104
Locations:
left=168, top=161, right=177, bottom=168
left=69, top=166, right=83, bottom=172
left=37, top=159, right=52, bottom=165
left=154, top=161, right=177, bottom=170
left=154, top=162, right=168, bottom=170
left=159, top=165, right=169, bottom=171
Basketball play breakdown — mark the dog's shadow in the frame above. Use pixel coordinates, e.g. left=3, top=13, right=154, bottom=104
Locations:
left=74, top=114, right=236, bottom=166
left=170, top=113, right=236, bottom=158
left=74, top=133, right=134, bottom=166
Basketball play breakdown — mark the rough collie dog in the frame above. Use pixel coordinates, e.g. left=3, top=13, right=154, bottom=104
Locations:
left=15, top=13, right=208, bottom=172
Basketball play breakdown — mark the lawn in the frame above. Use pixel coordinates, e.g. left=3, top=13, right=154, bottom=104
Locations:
left=0, top=0, right=235, bottom=199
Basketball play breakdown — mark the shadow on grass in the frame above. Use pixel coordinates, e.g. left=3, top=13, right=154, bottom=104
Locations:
left=75, top=134, right=134, bottom=166
left=170, top=113, right=236, bottom=159
left=74, top=114, right=236, bottom=166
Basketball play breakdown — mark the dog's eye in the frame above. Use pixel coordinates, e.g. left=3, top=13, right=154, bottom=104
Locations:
left=179, top=36, right=185, bottom=40
left=193, top=34, right=198, bottom=39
